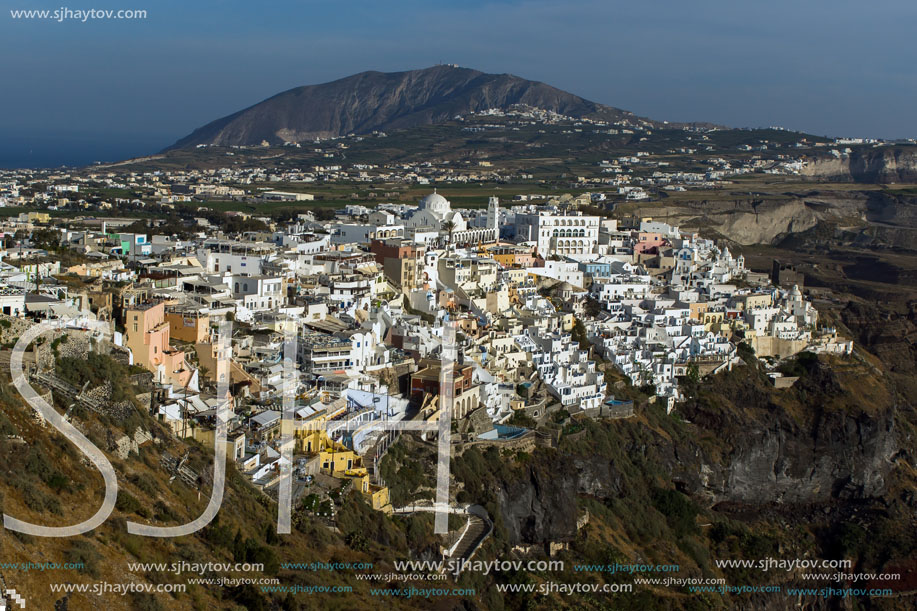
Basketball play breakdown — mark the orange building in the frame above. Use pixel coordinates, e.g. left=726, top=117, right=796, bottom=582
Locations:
left=688, top=301, right=709, bottom=322
left=487, top=245, right=537, bottom=268
left=165, top=310, right=210, bottom=344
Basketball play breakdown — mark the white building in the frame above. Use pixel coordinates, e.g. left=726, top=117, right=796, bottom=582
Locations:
left=514, top=207, right=600, bottom=256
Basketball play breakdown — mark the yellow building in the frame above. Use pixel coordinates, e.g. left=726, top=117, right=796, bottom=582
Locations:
left=295, top=427, right=392, bottom=513
left=192, top=427, right=246, bottom=461
left=24, top=212, right=51, bottom=224
left=487, top=245, right=537, bottom=268
left=689, top=301, right=709, bottom=321
left=702, top=311, right=727, bottom=335
left=502, top=268, right=528, bottom=287
left=735, top=293, right=773, bottom=311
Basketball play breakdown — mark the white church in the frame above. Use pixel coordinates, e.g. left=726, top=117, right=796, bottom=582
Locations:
left=406, top=191, right=499, bottom=245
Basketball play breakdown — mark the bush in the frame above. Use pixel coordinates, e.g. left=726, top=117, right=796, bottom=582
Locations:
left=116, top=491, right=142, bottom=515
left=737, top=341, right=755, bottom=362
left=56, top=352, right=138, bottom=405
left=507, top=411, right=537, bottom=428
left=154, top=501, right=178, bottom=522
left=651, top=487, right=698, bottom=539
left=23, top=486, right=61, bottom=514
left=66, top=539, right=102, bottom=576
left=778, top=351, right=819, bottom=377
left=129, top=593, right=165, bottom=611
left=129, top=473, right=159, bottom=496
left=0, top=412, right=16, bottom=436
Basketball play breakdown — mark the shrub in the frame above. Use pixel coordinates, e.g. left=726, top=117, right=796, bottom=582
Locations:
left=116, top=491, right=142, bottom=515
left=651, top=487, right=698, bottom=539
left=65, top=539, right=102, bottom=576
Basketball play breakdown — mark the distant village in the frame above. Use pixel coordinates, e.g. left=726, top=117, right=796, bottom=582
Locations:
left=1, top=106, right=893, bottom=214
left=0, top=173, right=859, bottom=519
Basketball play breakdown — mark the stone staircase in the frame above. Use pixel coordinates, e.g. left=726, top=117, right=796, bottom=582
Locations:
left=443, top=505, right=493, bottom=563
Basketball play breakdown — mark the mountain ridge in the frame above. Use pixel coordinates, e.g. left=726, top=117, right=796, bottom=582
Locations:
left=167, top=65, right=652, bottom=149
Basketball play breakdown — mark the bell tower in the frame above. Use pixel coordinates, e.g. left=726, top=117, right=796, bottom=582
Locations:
left=487, top=196, right=499, bottom=237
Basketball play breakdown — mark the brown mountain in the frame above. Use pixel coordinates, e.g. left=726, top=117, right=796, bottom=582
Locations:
left=167, top=65, right=648, bottom=149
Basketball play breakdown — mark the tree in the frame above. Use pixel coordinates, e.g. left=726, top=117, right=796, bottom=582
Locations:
left=686, top=362, right=700, bottom=385
left=584, top=297, right=603, bottom=318
left=442, top=220, right=456, bottom=245
left=572, top=318, right=590, bottom=350
left=681, top=362, right=701, bottom=404
left=31, top=228, right=63, bottom=251
left=737, top=341, right=755, bottom=363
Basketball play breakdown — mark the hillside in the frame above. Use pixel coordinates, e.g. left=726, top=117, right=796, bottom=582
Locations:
left=378, top=348, right=917, bottom=610
left=0, top=334, right=439, bottom=610
left=167, top=65, right=648, bottom=149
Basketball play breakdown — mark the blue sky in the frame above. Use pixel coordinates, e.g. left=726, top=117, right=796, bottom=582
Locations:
left=1, top=0, right=914, bottom=166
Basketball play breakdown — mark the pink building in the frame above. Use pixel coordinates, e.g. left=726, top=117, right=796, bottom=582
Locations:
left=125, top=302, right=193, bottom=387
left=634, top=232, right=668, bottom=255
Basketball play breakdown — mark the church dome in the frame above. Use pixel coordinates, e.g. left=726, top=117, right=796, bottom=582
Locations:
left=420, top=191, right=450, bottom=215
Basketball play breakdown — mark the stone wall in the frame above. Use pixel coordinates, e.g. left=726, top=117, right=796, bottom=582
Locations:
left=0, top=314, right=31, bottom=346
left=750, top=335, right=809, bottom=359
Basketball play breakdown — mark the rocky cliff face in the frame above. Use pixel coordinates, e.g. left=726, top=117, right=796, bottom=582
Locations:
left=168, top=66, right=640, bottom=149
left=841, top=301, right=917, bottom=377
left=801, top=146, right=917, bottom=183
left=628, top=195, right=866, bottom=245
left=493, top=358, right=901, bottom=548
left=494, top=455, right=623, bottom=546
left=686, top=359, right=898, bottom=507
left=717, top=404, right=895, bottom=504
left=713, top=199, right=820, bottom=245
left=626, top=191, right=917, bottom=246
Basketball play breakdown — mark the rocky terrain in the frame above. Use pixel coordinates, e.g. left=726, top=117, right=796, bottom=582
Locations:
left=168, top=65, right=646, bottom=148
left=621, top=189, right=917, bottom=247
left=412, top=346, right=915, bottom=609
left=801, top=147, right=917, bottom=183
